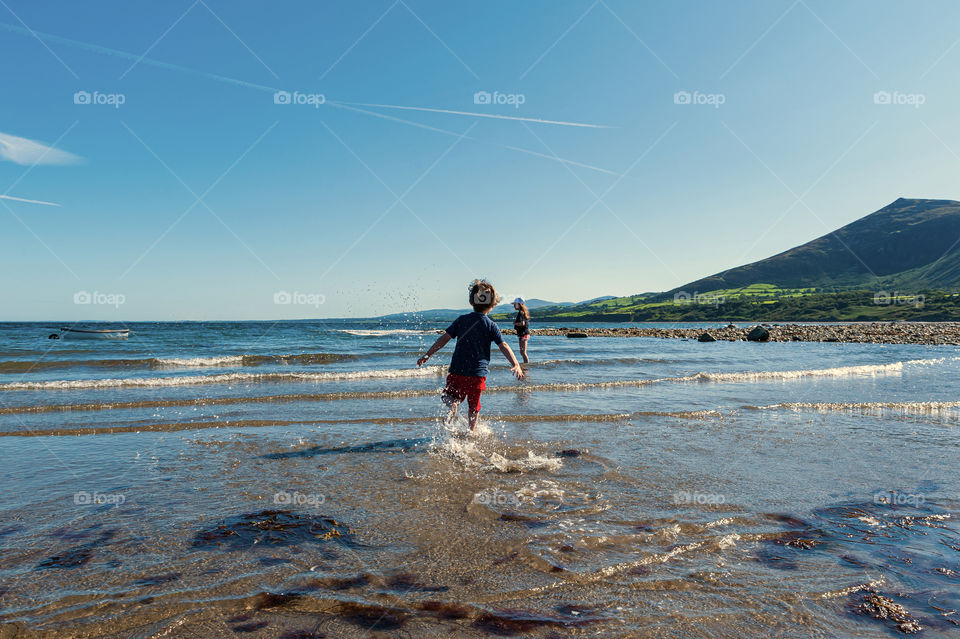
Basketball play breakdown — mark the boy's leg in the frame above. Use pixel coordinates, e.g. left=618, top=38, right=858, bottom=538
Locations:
left=442, top=374, right=467, bottom=425
left=445, top=401, right=458, bottom=425
left=466, top=379, right=484, bottom=431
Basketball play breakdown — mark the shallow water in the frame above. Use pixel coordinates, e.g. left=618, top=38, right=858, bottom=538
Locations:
left=0, top=321, right=958, bottom=637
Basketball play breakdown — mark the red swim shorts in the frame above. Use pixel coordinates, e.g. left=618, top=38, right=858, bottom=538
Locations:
left=442, top=373, right=486, bottom=413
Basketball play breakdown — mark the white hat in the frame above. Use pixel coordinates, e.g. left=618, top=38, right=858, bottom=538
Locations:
left=513, top=297, right=525, bottom=305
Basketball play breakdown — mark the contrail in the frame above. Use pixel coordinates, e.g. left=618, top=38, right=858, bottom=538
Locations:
left=0, top=194, right=60, bottom=206
left=329, top=101, right=612, bottom=129
left=0, top=22, right=279, bottom=93
left=327, top=102, right=623, bottom=177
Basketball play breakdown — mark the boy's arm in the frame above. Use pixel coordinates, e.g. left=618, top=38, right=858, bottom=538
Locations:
left=498, top=342, right=525, bottom=378
left=417, top=333, right=452, bottom=366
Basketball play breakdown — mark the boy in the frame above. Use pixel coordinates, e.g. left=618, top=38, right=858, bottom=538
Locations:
left=417, top=279, right=524, bottom=430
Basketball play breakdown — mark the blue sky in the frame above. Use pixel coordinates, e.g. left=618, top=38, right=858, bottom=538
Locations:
left=1, top=0, right=958, bottom=320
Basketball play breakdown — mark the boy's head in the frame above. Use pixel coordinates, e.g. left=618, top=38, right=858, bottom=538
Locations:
left=469, top=279, right=499, bottom=313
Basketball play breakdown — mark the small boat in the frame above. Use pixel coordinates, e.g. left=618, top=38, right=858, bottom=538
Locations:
left=54, top=327, right=130, bottom=340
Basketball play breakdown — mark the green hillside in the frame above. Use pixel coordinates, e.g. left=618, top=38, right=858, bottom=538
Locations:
left=517, top=199, right=960, bottom=322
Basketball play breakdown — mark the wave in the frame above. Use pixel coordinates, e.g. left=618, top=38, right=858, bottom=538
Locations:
left=0, top=410, right=722, bottom=437
left=0, top=365, right=445, bottom=391
left=747, top=401, right=960, bottom=415
left=0, top=352, right=357, bottom=374
left=0, top=355, right=681, bottom=376
left=338, top=329, right=440, bottom=337
left=529, top=357, right=676, bottom=368
left=508, top=360, right=913, bottom=395
left=0, top=358, right=930, bottom=397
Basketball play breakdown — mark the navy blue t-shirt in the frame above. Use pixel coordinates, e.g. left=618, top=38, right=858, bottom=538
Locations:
left=445, top=312, right=503, bottom=377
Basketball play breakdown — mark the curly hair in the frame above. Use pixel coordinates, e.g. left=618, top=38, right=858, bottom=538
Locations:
left=468, top=279, right=499, bottom=312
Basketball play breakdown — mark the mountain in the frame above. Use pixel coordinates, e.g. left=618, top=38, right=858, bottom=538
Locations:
left=531, top=198, right=960, bottom=321
left=676, top=198, right=960, bottom=293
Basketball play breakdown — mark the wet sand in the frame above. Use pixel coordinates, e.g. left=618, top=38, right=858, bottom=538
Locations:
left=507, top=322, right=960, bottom=345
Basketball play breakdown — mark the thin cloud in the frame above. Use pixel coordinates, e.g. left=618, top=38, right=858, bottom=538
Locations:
left=332, top=101, right=613, bottom=129
left=0, top=131, right=82, bottom=166
left=0, top=22, right=278, bottom=93
left=0, top=194, right=60, bottom=206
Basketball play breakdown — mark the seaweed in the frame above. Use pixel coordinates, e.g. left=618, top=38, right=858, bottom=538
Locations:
left=300, top=574, right=370, bottom=591
left=498, top=513, right=548, bottom=528
left=36, top=530, right=116, bottom=570
left=336, top=601, right=408, bottom=631
left=472, top=608, right=600, bottom=635
left=36, top=545, right=95, bottom=569
left=262, top=438, right=430, bottom=460
left=191, top=510, right=352, bottom=551
left=248, top=591, right=303, bottom=610
left=855, top=593, right=923, bottom=634
left=417, top=600, right=472, bottom=619
left=133, top=572, right=181, bottom=587
left=383, top=573, right=448, bottom=593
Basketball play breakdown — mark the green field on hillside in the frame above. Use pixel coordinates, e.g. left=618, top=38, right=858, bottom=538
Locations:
left=494, top=286, right=960, bottom=322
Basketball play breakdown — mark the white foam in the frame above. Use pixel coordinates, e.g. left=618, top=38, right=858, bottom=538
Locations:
left=752, top=401, right=960, bottom=415
left=689, top=360, right=910, bottom=383
left=339, top=329, right=437, bottom=337
left=0, top=365, right=446, bottom=391
left=433, top=436, right=562, bottom=474
left=2, top=357, right=945, bottom=393
left=488, top=451, right=563, bottom=473
left=154, top=356, right=245, bottom=368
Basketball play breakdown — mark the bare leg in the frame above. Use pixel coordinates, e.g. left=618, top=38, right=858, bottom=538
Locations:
left=444, top=401, right=458, bottom=425
left=519, top=338, right=529, bottom=364
left=468, top=410, right=480, bottom=431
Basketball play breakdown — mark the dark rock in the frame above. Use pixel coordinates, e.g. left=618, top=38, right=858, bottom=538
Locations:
left=697, top=332, right=716, bottom=342
left=566, top=332, right=588, bottom=339
left=747, top=326, right=771, bottom=342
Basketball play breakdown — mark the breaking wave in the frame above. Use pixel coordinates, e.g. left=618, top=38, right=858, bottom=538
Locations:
left=0, top=358, right=932, bottom=394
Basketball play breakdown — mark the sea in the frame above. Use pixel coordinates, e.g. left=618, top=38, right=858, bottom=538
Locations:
left=0, top=320, right=958, bottom=638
